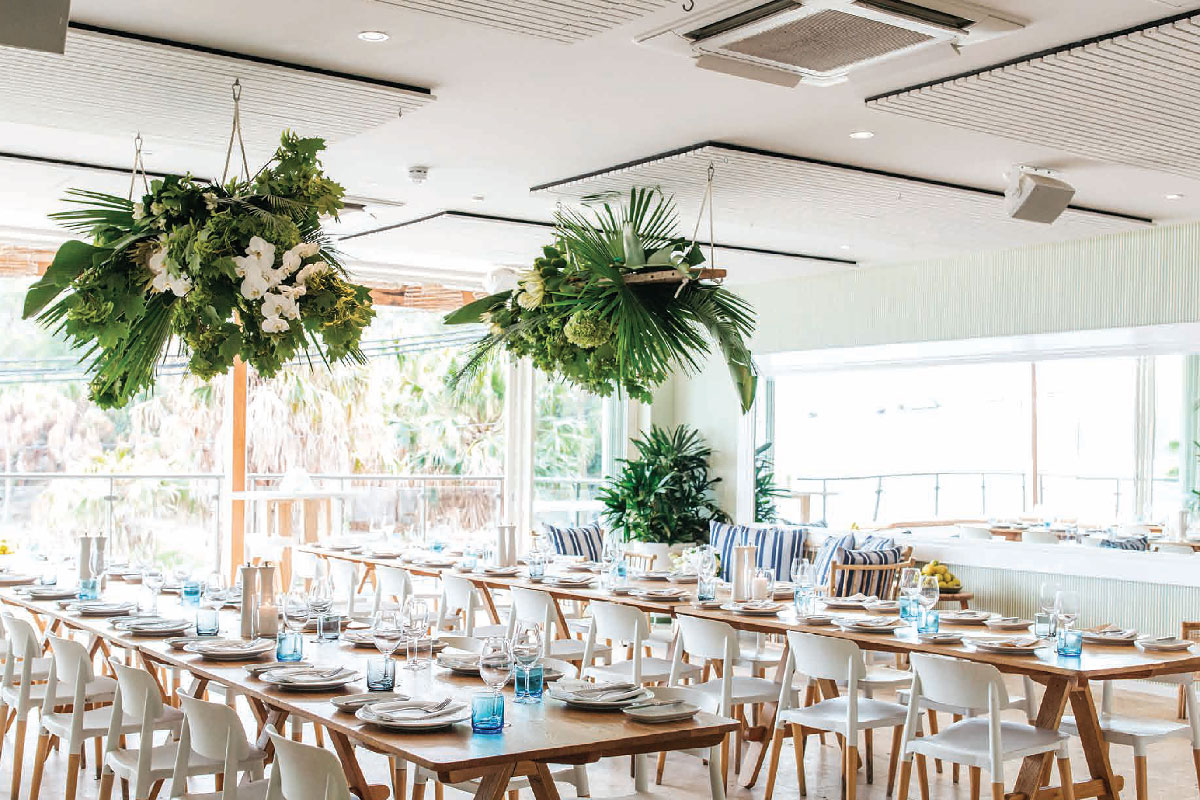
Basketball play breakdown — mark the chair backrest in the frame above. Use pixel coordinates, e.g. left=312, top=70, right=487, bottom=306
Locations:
left=588, top=602, right=648, bottom=645
left=828, top=553, right=912, bottom=599
left=110, top=659, right=166, bottom=722
left=46, top=634, right=93, bottom=691
left=1156, top=542, right=1195, bottom=555
left=327, top=558, right=361, bottom=614
left=624, top=551, right=657, bottom=573
left=177, top=692, right=252, bottom=761
left=909, top=653, right=1009, bottom=713
left=438, top=573, right=482, bottom=635
left=439, top=635, right=483, bottom=654
left=785, top=630, right=866, bottom=684
left=0, top=613, right=40, bottom=712
left=509, top=587, right=557, bottom=641
left=372, top=565, right=412, bottom=614
left=266, top=729, right=353, bottom=800
left=672, top=615, right=739, bottom=713
left=1021, top=529, right=1059, bottom=545
left=543, top=657, right=579, bottom=680
left=957, top=525, right=994, bottom=541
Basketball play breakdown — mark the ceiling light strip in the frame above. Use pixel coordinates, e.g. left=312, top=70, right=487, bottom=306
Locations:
left=374, top=0, right=667, bottom=42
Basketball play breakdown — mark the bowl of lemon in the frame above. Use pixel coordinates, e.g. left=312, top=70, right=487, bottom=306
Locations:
left=921, top=560, right=962, bottom=594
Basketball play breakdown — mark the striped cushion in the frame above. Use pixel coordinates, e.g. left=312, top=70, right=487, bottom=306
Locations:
left=544, top=523, right=604, bottom=561
left=812, top=532, right=857, bottom=587
left=1100, top=535, right=1149, bottom=551
left=832, top=546, right=904, bottom=598
left=708, top=522, right=808, bottom=581
left=856, top=534, right=897, bottom=551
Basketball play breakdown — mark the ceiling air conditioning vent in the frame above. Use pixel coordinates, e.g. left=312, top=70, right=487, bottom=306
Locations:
left=639, top=0, right=1023, bottom=87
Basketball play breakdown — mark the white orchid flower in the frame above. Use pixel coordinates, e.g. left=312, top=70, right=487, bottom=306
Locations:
left=232, top=255, right=255, bottom=279
left=167, top=274, right=192, bottom=297
left=278, top=284, right=306, bottom=301
left=280, top=296, right=301, bottom=320
left=148, top=248, right=168, bottom=275
left=150, top=272, right=171, bottom=294
left=240, top=273, right=268, bottom=300
left=296, top=241, right=321, bottom=258
left=261, top=316, right=289, bottom=334
left=132, top=203, right=145, bottom=221
left=295, top=261, right=330, bottom=286
left=281, top=248, right=302, bottom=275
left=260, top=293, right=287, bottom=319
left=246, top=236, right=276, bottom=268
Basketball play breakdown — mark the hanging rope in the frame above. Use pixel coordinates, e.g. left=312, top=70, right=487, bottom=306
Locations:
left=221, top=78, right=251, bottom=184
left=127, top=133, right=149, bottom=201
left=680, top=162, right=720, bottom=296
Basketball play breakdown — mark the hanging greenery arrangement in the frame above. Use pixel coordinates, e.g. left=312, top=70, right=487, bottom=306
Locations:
left=444, top=188, right=757, bottom=412
left=22, top=131, right=375, bottom=409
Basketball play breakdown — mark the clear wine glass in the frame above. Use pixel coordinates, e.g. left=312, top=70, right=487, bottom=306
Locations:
left=511, top=621, right=542, bottom=702
left=282, top=592, right=310, bottom=634
left=479, top=636, right=514, bottom=695
left=203, top=572, right=227, bottom=609
left=143, top=568, right=165, bottom=615
left=1055, top=590, right=1080, bottom=630
left=917, top=575, right=940, bottom=612
left=1039, top=581, right=1062, bottom=616
left=898, top=567, right=920, bottom=598
left=372, top=610, right=404, bottom=657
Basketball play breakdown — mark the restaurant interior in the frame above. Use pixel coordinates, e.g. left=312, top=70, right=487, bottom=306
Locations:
left=4, top=0, right=1200, bottom=798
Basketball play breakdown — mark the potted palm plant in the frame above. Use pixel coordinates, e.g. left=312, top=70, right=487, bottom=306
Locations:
left=597, top=425, right=728, bottom=565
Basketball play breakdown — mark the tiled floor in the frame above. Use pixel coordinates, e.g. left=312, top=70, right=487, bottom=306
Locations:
left=3, top=682, right=1195, bottom=799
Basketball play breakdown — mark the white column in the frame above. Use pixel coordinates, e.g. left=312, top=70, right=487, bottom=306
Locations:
left=1133, top=356, right=1156, bottom=520
left=503, top=358, right=535, bottom=545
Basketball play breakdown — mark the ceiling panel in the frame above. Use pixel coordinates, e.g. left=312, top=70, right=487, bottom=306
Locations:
left=867, top=11, right=1200, bottom=180
left=0, top=24, right=434, bottom=158
left=373, top=0, right=670, bottom=43
left=530, top=142, right=1151, bottom=263
left=337, top=210, right=853, bottom=285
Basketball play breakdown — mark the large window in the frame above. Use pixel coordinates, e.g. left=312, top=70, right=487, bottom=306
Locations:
left=768, top=354, right=1188, bottom=527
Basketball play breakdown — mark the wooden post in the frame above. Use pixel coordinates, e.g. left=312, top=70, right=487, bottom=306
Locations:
left=1030, top=362, right=1039, bottom=510
left=228, top=357, right=248, bottom=582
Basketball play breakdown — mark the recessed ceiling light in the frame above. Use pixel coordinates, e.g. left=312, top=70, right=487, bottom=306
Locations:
left=357, top=30, right=390, bottom=42
left=471, top=194, right=486, bottom=202
left=1165, top=193, right=1185, bottom=200
left=849, top=130, right=875, bottom=140
left=839, top=244, right=852, bottom=250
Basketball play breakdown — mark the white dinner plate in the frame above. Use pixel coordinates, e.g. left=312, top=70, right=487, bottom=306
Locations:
left=355, top=700, right=470, bottom=731
left=795, top=614, right=834, bottom=626
left=118, top=618, right=193, bottom=636
left=721, top=602, right=783, bottom=616
left=23, top=587, right=79, bottom=601
left=1137, top=638, right=1194, bottom=652
left=984, top=618, right=1033, bottom=631
left=0, top=575, right=37, bottom=587
left=258, top=666, right=361, bottom=691
left=549, top=681, right=652, bottom=710
left=623, top=701, right=701, bottom=724
left=184, top=639, right=276, bottom=660
left=941, top=612, right=995, bottom=626
left=821, top=596, right=870, bottom=609
left=75, top=602, right=138, bottom=617
left=1081, top=629, right=1138, bottom=646
left=332, top=691, right=409, bottom=712
left=967, top=637, right=1043, bottom=655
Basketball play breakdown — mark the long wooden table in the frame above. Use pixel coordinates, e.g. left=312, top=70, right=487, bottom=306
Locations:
left=1, top=588, right=737, bottom=800
left=301, top=545, right=1200, bottom=800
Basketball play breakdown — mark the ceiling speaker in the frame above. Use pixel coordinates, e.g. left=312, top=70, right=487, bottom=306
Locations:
left=0, top=0, right=70, bottom=53
left=1004, top=171, right=1075, bottom=224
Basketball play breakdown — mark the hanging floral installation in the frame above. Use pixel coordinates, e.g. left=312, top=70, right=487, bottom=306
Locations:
left=445, top=188, right=757, bottom=412
left=22, top=130, right=375, bottom=409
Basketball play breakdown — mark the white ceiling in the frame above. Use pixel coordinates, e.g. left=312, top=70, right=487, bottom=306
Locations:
left=1, top=0, right=1199, bottom=286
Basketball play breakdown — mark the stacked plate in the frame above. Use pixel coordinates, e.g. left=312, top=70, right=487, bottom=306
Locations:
left=622, top=698, right=701, bottom=724
left=636, top=571, right=673, bottom=582
left=668, top=573, right=699, bottom=584
left=356, top=698, right=470, bottom=731
left=917, top=632, right=964, bottom=645
left=1136, top=636, right=1194, bottom=652
left=115, top=618, right=193, bottom=637
left=184, top=638, right=276, bottom=661
left=821, top=595, right=871, bottom=609
left=258, top=666, right=361, bottom=691
left=74, top=601, right=138, bottom=617
left=940, top=611, right=995, bottom=626
left=967, top=637, right=1043, bottom=655
left=0, top=574, right=38, bottom=587
left=544, top=575, right=594, bottom=587
left=836, top=617, right=905, bottom=633
left=478, top=566, right=520, bottom=577
left=1081, top=627, right=1138, bottom=646
left=721, top=601, right=784, bottom=617
left=983, top=617, right=1033, bottom=632
left=795, top=613, right=834, bottom=626
left=633, top=588, right=690, bottom=602
left=566, top=562, right=600, bottom=572
left=332, top=691, right=408, bottom=712
left=772, top=583, right=796, bottom=599
left=548, top=680, right=652, bottom=710
left=865, top=600, right=901, bottom=614
left=22, top=586, right=78, bottom=601
left=415, top=557, right=457, bottom=568
left=690, top=599, right=724, bottom=610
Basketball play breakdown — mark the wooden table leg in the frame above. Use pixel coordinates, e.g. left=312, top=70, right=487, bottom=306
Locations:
left=475, top=585, right=503, bottom=626
left=471, top=764, right=518, bottom=800
left=550, top=597, right=572, bottom=641
left=1069, top=681, right=1122, bottom=800
left=740, top=640, right=791, bottom=788
left=327, top=729, right=387, bottom=800
left=1011, top=676, right=1072, bottom=799
left=527, top=763, right=563, bottom=800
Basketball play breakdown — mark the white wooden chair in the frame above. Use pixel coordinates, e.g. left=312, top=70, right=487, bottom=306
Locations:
left=667, top=615, right=783, bottom=785
left=370, top=565, right=414, bottom=615
left=896, top=654, right=1075, bottom=800
left=1021, top=529, right=1060, bottom=545
left=166, top=693, right=269, bottom=799
left=1061, top=678, right=1200, bottom=800
left=643, top=685, right=726, bottom=799
left=1, top=614, right=114, bottom=800
left=436, top=574, right=508, bottom=638
left=265, top=730, right=352, bottom=800
left=30, top=635, right=175, bottom=800
left=97, top=660, right=195, bottom=800
left=507, top=587, right=610, bottom=665
left=583, top=602, right=699, bottom=684
left=957, top=525, right=994, bottom=541
left=765, top=631, right=914, bottom=800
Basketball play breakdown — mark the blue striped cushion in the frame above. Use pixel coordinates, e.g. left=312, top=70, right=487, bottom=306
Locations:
left=812, top=532, right=857, bottom=587
left=544, top=523, right=604, bottom=561
left=832, top=546, right=904, bottom=598
left=857, top=534, right=896, bottom=551
left=1100, top=535, right=1149, bottom=551
left=708, top=522, right=808, bottom=581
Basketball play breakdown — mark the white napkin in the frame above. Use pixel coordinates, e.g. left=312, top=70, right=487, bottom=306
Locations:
left=369, top=699, right=463, bottom=721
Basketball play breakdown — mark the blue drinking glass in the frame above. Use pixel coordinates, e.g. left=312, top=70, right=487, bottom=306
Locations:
left=514, top=665, right=544, bottom=702
left=77, top=578, right=100, bottom=601
left=698, top=577, right=718, bottom=603
left=181, top=581, right=202, bottom=607
left=317, top=614, right=341, bottom=641
left=899, top=596, right=920, bottom=623
left=528, top=556, right=546, bottom=580
left=276, top=631, right=304, bottom=662
left=918, top=609, right=940, bottom=634
left=471, top=692, right=505, bottom=734
left=462, top=549, right=479, bottom=571
left=367, top=658, right=396, bottom=691
left=1056, top=628, right=1083, bottom=656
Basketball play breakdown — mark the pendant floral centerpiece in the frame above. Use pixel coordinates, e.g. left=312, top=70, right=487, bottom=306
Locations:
left=445, top=188, right=757, bottom=412
left=23, top=132, right=375, bottom=408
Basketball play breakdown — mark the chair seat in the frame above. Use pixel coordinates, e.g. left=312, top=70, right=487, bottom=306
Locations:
left=737, top=647, right=785, bottom=670
left=107, top=740, right=266, bottom=780
left=781, top=696, right=909, bottom=733
left=586, top=656, right=701, bottom=684
left=907, top=718, right=1068, bottom=769
left=1061, top=713, right=1191, bottom=749
left=690, top=675, right=781, bottom=707
left=44, top=703, right=182, bottom=742
left=0, top=656, right=53, bottom=682
left=466, top=624, right=511, bottom=638
left=899, top=687, right=1026, bottom=717
left=4, top=674, right=117, bottom=709
left=548, top=639, right=611, bottom=662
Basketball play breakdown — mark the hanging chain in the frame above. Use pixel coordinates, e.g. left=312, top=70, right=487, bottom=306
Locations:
left=127, top=132, right=149, bottom=201
left=221, top=78, right=251, bottom=184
